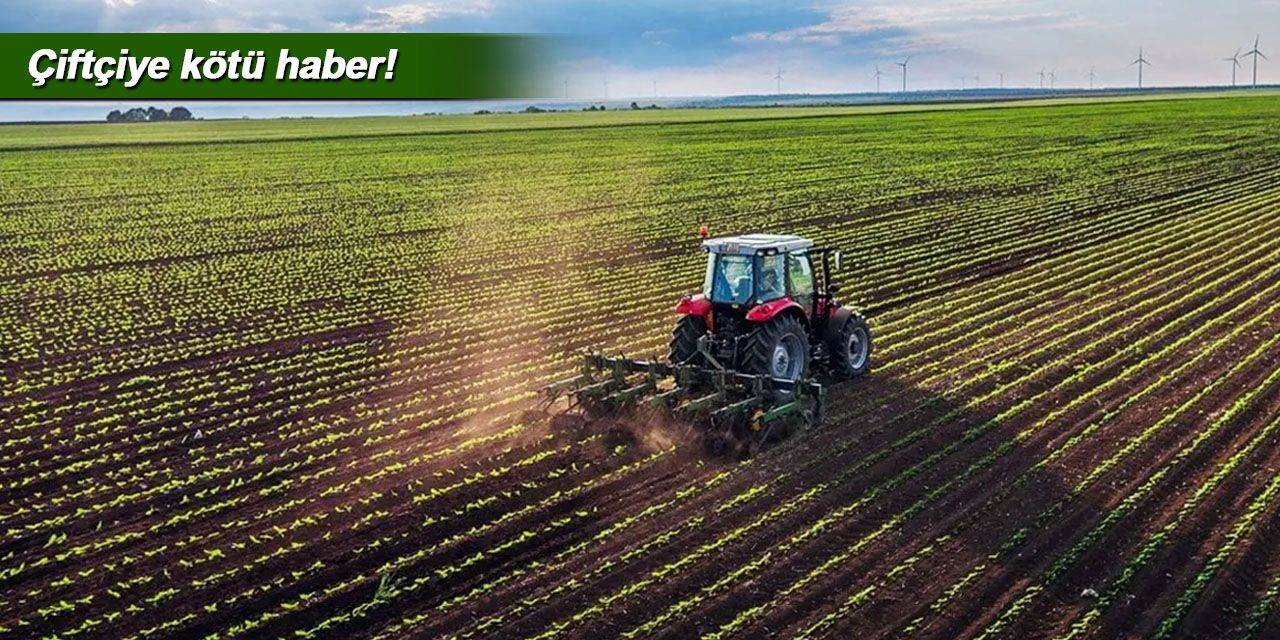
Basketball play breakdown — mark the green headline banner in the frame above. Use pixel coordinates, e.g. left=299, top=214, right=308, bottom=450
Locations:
left=1, top=33, right=552, bottom=99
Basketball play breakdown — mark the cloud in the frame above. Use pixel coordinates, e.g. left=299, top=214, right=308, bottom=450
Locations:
left=146, top=17, right=293, bottom=32
left=2, top=0, right=1271, bottom=93
left=733, top=0, right=1092, bottom=51
left=334, top=1, right=493, bottom=31
left=641, top=28, right=675, bottom=46
left=92, top=0, right=493, bottom=32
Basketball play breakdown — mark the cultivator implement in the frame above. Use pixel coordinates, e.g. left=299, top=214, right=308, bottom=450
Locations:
left=542, top=353, right=825, bottom=456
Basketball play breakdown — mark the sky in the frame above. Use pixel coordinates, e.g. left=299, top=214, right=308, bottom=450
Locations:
left=2, top=0, right=1277, bottom=103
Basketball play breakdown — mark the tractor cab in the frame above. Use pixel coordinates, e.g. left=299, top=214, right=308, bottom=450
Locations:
left=700, top=234, right=824, bottom=312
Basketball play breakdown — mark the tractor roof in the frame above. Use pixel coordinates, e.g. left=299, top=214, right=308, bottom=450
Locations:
left=701, top=234, right=814, bottom=255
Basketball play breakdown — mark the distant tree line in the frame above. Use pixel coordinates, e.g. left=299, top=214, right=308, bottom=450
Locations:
left=106, top=106, right=194, bottom=123
left=473, top=103, right=664, bottom=115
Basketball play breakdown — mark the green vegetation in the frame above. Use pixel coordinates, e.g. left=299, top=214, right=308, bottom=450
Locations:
left=4, top=88, right=1273, bottom=150
left=4, top=94, right=1280, bottom=639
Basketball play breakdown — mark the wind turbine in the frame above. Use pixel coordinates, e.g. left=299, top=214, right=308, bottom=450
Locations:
left=1049, top=69, right=1056, bottom=89
left=1225, top=49, right=1242, bottom=86
left=873, top=64, right=886, bottom=93
left=563, top=79, right=569, bottom=99
left=998, top=71, right=1006, bottom=88
left=974, top=73, right=981, bottom=88
left=652, top=79, right=657, bottom=98
left=1131, top=47, right=1150, bottom=88
left=1037, top=68, right=1046, bottom=89
left=1245, top=35, right=1267, bottom=87
left=959, top=75, right=966, bottom=90
left=1087, top=67, right=1097, bottom=90
left=773, top=67, right=784, bottom=94
left=895, top=55, right=911, bottom=92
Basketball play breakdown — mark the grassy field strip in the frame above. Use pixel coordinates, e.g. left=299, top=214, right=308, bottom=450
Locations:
left=3, top=92, right=1269, bottom=151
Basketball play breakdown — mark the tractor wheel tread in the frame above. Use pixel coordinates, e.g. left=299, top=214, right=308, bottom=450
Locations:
left=668, top=315, right=707, bottom=366
left=830, top=313, right=873, bottom=378
left=741, top=314, right=810, bottom=380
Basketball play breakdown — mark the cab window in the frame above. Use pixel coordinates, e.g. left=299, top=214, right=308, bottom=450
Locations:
left=709, top=254, right=753, bottom=304
left=757, top=254, right=786, bottom=302
left=787, top=252, right=815, bottom=307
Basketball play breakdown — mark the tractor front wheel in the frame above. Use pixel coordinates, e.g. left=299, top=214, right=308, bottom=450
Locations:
left=668, top=314, right=708, bottom=366
left=743, top=315, right=810, bottom=382
left=830, top=314, right=872, bottom=378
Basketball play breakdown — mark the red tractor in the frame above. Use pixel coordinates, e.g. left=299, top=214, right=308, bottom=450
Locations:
left=544, top=233, right=872, bottom=455
left=669, top=233, right=871, bottom=383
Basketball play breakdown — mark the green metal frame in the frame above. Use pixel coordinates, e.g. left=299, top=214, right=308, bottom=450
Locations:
left=540, top=353, right=826, bottom=438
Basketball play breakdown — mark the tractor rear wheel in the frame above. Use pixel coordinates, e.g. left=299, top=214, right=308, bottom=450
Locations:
left=743, top=314, right=810, bottom=382
left=830, top=314, right=872, bottom=378
left=668, top=315, right=707, bottom=366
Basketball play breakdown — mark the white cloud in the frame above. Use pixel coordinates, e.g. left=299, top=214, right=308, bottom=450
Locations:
left=61, top=0, right=1280, bottom=94
left=108, top=0, right=493, bottom=32
left=733, top=0, right=1092, bottom=51
left=641, top=29, right=675, bottom=47
left=334, top=1, right=493, bottom=31
left=147, top=17, right=292, bottom=32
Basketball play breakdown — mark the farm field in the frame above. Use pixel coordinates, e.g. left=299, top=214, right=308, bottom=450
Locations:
left=3, top=93, right=1280, bottom=639
left=0, top=89, right=1265, bottom=150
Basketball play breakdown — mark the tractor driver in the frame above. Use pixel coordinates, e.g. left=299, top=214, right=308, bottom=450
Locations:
left=759, top=254, right=785, bottom=301
left=761, top=266, right=780, bottom=296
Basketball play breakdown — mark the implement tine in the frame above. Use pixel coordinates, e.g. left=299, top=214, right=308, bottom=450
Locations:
left=576, top=377, right=623, bottom=399
left=712, top=396, right=762, bottom=423
left=604, top=380, right=657, bottom=405
left=677, top=391, right=725, bottom=417
left=565, top=352, right=685, bottom=410
left=652, top=363, right=699, bottom=409
left=758, top=399, right=802, bottom=425
left=542, top=353, right=597, bottom=402
left=541, top=374, right=591, bottom=403
left=651, top=385, right=685, bottom=409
